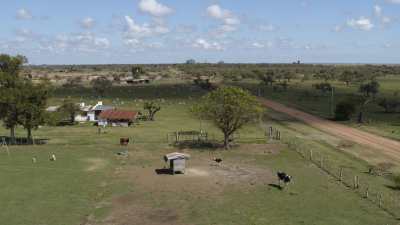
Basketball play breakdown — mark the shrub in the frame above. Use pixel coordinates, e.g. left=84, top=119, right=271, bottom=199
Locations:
left=335, top=101, right=356, bottom=121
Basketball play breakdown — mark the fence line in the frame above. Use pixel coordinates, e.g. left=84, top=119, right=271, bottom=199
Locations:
left=286, top=138, right=399, bottom=219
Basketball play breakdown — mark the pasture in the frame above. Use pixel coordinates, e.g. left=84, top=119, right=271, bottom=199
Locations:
left=236, top=75, right=400, bottom=141
left=0, top=82, right=399, bottom=225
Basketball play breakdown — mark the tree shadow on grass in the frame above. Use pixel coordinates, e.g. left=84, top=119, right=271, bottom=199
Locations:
left=174, top=140, right=222, bottom=150
left=385, top=185, right=400, bottom=191
left=0, top=136, right=49, bottom=145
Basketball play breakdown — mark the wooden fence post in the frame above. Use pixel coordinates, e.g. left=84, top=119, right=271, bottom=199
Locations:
left=310, top=150, right=313, bottom=161
left=339, top=167, right=343, bottom=181
left=320, top=156, right=324, bottom=169
left=354, top=176, right=359, bottom=189
left=365, top=187, right=369, bottom=199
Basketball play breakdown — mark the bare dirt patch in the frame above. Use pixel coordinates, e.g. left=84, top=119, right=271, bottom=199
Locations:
left=238, top=144, right=282, bottom=155
left=85, top=158, right=108, bottom=172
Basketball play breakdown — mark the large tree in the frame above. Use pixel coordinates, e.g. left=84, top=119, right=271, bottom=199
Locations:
left=60, top=98, right=80, bottom=124
left=143, top=101, right=161, bottom=121
left=193, top=86, right=264, bottom=149
left=0, top=54, right=26, bottom=142
left=19, top=81, right=50, bottom=143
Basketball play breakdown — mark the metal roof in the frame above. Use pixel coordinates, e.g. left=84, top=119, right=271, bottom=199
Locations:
left=164, top=152, right=191, bottom=161
left=92, top=105, right=114, bottom=111
left=99, top=110, right=138, bottom=121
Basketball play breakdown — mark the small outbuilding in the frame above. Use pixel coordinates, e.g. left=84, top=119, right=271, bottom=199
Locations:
left=98, top=110, right=138, bottom=127
left=164, top=152, right=190, bottom=174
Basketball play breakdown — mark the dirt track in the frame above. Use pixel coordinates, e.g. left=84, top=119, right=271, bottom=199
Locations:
left=260, top=98, right=400, bottom=162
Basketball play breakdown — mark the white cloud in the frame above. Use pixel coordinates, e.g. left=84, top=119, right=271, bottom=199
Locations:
left=124, top=15, right=169, bottom=38
left=252, top=42, right=264, bottom=48
left=54, top=32, right=110, bottom=53
left=16, top=8, right=33, bottom=20
left=206, top=4, right=240, bottom=33
left=193, top=38, right=223, bottom=51
left=347, top=17, right=374, bottom=31
left=374, top=5, right=382, bottom=17
left=80, top=17, right=95, bottom=29
left=385, top=0, right=400, bottom=4
left=258, top=24, right=276, bottom=32
left=382, top=16, right=392, bottom=24
left=333, top=25, right=343, bottom=32
left=138, top=0, right=173, bottom=17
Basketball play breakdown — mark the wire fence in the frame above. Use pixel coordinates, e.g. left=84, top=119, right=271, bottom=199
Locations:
left=286, top=137, right=400, bottom=219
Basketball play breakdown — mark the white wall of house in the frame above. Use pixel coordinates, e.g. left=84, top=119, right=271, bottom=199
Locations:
left=88, top=111, right=96, bottom=122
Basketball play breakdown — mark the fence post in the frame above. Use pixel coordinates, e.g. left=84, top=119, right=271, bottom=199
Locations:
left=339, top=167, right=343, bottom=181
left=354, top=176, right=359, bottom=189
left=378, top=194, right=383, bottom=208
left=365, top=187, right=369, bottom=199
left=310, top=150, right=313, bottom=161
left=320, top=156, right=324, bottom=169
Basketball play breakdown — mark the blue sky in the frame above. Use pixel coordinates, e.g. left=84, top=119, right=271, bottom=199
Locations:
left=1, top=0, right=399, bottom=64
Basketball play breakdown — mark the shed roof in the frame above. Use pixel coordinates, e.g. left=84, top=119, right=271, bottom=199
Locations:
left=164, top=152, right=191, bottom=161
left=92, top=105, right=114, bottom=111
left=99, top=110, right=138, bottom=121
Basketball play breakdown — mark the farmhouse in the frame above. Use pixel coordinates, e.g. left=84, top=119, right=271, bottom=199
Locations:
left=98, top=110, right=138, bottom=127
left=87, top=101, right=115, bottom=122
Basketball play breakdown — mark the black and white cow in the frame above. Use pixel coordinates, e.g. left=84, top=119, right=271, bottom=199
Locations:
left=277, top=171, right=292, bottom=188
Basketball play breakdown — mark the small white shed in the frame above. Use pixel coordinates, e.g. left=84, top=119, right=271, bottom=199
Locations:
left=164, top=152, right=190, bottom=174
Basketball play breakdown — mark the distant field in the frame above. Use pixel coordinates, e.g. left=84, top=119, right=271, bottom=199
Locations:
left=0, top=83, right=399, bottom=225
left=235, top=75, right=400, bottom=141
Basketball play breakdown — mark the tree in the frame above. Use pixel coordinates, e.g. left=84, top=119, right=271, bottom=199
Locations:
left=283, top=71, right=295, bottom=83
left=143, top=101, right=161, bottom=121
left=259, top=70, right=275, bottom=86
left=359, top=80, right=380, bottom=98
left=91, top=77, right=112, bottom=97
left=131, top=66, right=144, bottom=79
left=0, top=54, right=26, bottom=142
left=313, top=82, right=332, bottom=95
left=335, top=100, right=356, bottom=121
left=378, top=98, right=400, bottom=113
left=339, top=70, right=355, bottom=86
left=18, top=80, right=50, bottom=143
left=60, top=98, right=80, bottom=124
left=193, top=86, right=264, bottom=149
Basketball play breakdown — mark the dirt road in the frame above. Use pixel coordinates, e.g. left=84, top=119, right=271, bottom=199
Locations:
left=260, top=98, right=400, bottom=162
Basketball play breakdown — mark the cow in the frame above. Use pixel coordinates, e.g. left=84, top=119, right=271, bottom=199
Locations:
left=120, top=138, right=130, bottom=146
left=277, top=171, right=292, bottom=188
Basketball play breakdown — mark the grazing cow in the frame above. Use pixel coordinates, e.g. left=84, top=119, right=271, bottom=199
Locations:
left=213, top=158, right=223, bottom=163
left=120, top=138, right=129, bottom=146
left=277, top=171, right=292, bottom=188
left=50, top=154, right=56, bottom=161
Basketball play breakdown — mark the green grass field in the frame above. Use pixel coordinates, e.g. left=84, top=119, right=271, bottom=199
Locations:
left=0, top=83, right=399, bottom=225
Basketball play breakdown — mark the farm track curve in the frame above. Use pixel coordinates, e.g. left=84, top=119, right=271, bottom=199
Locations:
left=260, top=98, right=400, bottom=162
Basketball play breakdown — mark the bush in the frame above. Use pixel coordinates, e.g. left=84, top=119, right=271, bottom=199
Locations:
left=392, top=174, right=400, bottom=189
left=335, top=101, right=356, bottom=121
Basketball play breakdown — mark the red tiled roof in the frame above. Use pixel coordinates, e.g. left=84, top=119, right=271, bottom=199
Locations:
left=99, top=110, right=138, bottom=121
